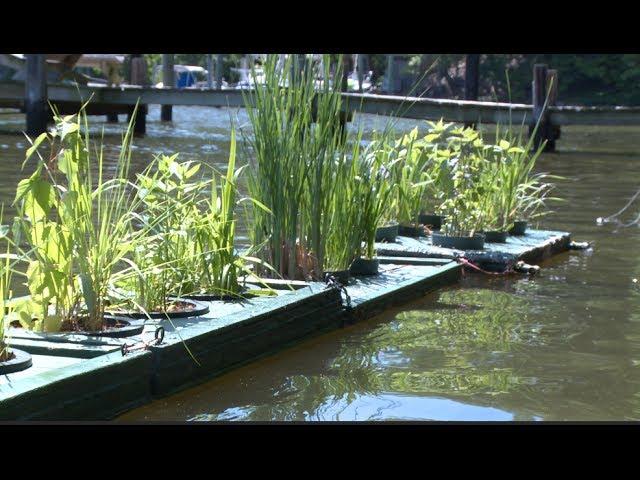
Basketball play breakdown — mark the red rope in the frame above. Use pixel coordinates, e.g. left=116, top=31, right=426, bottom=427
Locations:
left=456, top=256, right=513, bottom=276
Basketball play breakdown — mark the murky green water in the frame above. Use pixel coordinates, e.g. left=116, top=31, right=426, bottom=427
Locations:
left=3, top=106, right=640, bottom=421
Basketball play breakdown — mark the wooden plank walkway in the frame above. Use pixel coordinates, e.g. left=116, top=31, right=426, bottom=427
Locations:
left=2, top=80, right=640, bottom=125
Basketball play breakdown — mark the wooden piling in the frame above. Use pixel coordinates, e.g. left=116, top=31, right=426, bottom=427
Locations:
left=339, top=55, right=353, bottom=135
left=384, top=55, right=396, bottom=94
left=216, top=54, right=224, bottom=89
left=25, top=54, right=48, bottom=136
left=530, top=63, right=550, bottom=150
left=128, top=54, right=148, bottom=135
left=357, top=54, right=366, bottom=93
left=464, top=54, right=480, bottom=128
left=161, top=54, right=174, bottom=122
left=546, top=69, right=561, bottom=149
left=206, top=55, right=213, bottom=89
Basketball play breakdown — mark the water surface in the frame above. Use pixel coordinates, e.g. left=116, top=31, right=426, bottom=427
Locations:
left=3, top=106, right=639, bottom=421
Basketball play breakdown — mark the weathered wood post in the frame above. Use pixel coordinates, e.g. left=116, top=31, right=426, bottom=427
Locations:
left=546, top=69, right=560, bottom=150
left=25, top=54, right=48, bottom=136
left=216, top=54, right=224, bottom=89
left=384, top=55, right=395, bottom=94
left=530, top=63, right=551, bottom=151
left=339, top=54, right=353, bottom=137
left=464, top=53, right=480, bottom=128
left=161, top=54, right=174, bottom=122
left=207, top=55, right=213, bottom=88
left=357, top=54, right=365, bottom=93
left=106, top=113, right=119, bottom=123
left=128, top=54, right=148, bottom=135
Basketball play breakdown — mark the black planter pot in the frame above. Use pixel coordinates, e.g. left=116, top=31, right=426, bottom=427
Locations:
left=9, top=314, right=144, bottom=338
left=419, top=214, right=445, bottom=230
left=75, top=316, right=145, bottom=337
left=375, top=223, right=399, bottom=242
left=108, top=297, right=210, bottom=320
left=482, top=230, right=508, bottom=243
left=350, top=257, right=380, bottom=276
left=0, top=348, right=32, bottom=375
left=432, top=232, right=485, bottom=250
left=324, top=270, right=350, bottom=285
left=398, top=224, right=426, bottom=237
left=509, top=221, right=528, bottom=236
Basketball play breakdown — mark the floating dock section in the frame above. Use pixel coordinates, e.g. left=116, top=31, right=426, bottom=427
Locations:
left=0, top=229, right=571, bottom=420
left=376, top=230, right=571, bottom=272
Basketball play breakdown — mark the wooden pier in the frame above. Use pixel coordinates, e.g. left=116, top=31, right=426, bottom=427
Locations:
left=3, top=54, right=640, bottom=146
left=4, top=80, right=640, bottom=128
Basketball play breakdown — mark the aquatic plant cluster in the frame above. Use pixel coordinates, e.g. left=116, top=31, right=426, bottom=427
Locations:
left=243, top=54, right=561, bottom=280
left=0, top=104, right=269, bottom=360
left=0, top=54, right=560, bottom=363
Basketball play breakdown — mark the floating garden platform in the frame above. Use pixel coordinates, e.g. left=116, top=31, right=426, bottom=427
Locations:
left=0, top=260, right=461, bottom=419
left=375, top=229, right=571, bottom=272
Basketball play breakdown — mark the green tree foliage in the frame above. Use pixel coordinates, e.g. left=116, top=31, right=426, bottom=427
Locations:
left=369, top=54, right=640, bottom=105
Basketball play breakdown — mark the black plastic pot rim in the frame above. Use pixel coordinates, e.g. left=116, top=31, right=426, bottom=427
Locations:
left=419, top=213, right=445, bottom=222
left=8, top=315, right=144, bottom=338
left=433, top=233, right=486, bottom=240
left=350, top=257, right=380, bottom=276
left=0, top=347, right=33, bottom=375
left=480, top=230, right=509, bottom=242
left=431, top=232, right=486, bottom=250
left=107, top=297, right=210, bottom=320
left=509, top=220, right=528, bottom=235
left=398, top=224, right=427, bottom=237
left=375, top=223, right=399, bottom=242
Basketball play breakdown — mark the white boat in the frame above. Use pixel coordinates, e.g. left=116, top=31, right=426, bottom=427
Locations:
left=153, top=65, right=228, bottom=89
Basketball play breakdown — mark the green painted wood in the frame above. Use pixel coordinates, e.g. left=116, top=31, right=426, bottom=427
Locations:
left=7, top=338, right=121, bottom=359
left=0, top=350, right=153, bottom=420
left=346, top=263, right=462, bottom=322
left=377, top=256, right=454, bottom=266
left=0, top=264, right=463, bottom=418
left=376, top=229, right=571, bottom=272
left=150, top=285, right=343, bottom=396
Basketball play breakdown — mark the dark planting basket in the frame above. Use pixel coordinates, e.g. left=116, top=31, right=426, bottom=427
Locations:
left=509, top=221, right=528, bottom=236
left=9, top=315, right=144, bottom=338
left=72, top=316, right=145, bottom=338
left=324, top=270, right=350, bottom=285
left=482, top=230, right=508, bottom=243
left=350, top=257, right=380, bottom=276
left=0, top=348, right=32, bottom=375
left=398, top=224, right=426, bottom=237
left=419, top=214, right=445, bottom=230
left=375, top=223, right=399, bottom=242
left=107, top=298, right=210, bottom=320
left=432, top=232, right=485, bottom=250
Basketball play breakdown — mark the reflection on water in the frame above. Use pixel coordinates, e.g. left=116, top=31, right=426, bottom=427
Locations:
left=3, top=105, right=640, bottom=421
